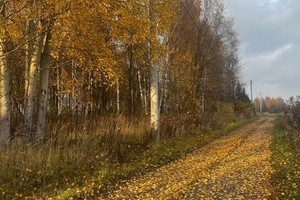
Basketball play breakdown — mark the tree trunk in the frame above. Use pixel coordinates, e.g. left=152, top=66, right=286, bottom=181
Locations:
left=25, top=19, right=34, bottom=103
left=127, top=46, right=134, bottom=116
left=36, top=23, right=53, bottom=142
left=150, top=63, right=160, bottom=139
left=56, top=66, right=62, bottom=115
left=138, top=70, right=146, bottom=114
left=116, top=78, right=120, bottom=114
left=161, top=67, right=169, bottom=114
left=143, top=70, right=149, bottom=115
left=23, top=22, right=45, bottom=140
left=149, top=0, right=160, bottom=140
left=0, top=1, right=11, bottom=145
left=201, top=65, right=207, bottom=113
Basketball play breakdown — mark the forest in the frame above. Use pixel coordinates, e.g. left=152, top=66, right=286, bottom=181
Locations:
left=0, top=0, right=251, bottom=144
left=1, top=0, right=299, bottom=199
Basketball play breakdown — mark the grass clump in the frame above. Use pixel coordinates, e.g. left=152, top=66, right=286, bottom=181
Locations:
left=271, top=117, right=300, bottom=200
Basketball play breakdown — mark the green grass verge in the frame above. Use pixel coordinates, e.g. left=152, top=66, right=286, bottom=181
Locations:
left=271, top=117, right=300, bottom=200
left=56, top=117, right=258, bottom=199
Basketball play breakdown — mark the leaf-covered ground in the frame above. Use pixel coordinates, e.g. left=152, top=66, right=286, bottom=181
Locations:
left=100, top=118, right=274, bottom=200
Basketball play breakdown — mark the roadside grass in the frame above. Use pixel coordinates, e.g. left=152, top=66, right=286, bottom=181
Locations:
left=271, top=117, right=300, bottom=200
left=0, top=117, right=256, bottom=200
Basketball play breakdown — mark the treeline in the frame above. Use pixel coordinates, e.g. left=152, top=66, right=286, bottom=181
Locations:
left=0, top=0, right=250, bottom=145
left=254, top=97, right=284, bottom=114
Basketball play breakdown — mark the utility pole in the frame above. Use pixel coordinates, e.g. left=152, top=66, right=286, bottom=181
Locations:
left=260, top=92, right=263, bottom=113
left=250, top=80, right=255, bottom=116
left=250, top=80, right=253, bottom=102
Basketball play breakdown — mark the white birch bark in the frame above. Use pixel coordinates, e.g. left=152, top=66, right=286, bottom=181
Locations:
left=149, top=0, right=160, bottom=140
left=25, top=19, right=34, bottom=105
left=23, top=22, right=45, bottom=140
left=0, top=0, right=10, bottom=145
left=137, top=70, right=146, bottom=113
left=36, top=23, right=53, bottom=141
left=150, top=64, right=160, bottom=139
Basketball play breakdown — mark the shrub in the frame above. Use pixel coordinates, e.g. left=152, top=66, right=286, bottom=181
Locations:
left=271, top=117, right=300, bottom=199
left=234, top=101, right=251, bottom=118
left=204, top=102, right=236, bottom=129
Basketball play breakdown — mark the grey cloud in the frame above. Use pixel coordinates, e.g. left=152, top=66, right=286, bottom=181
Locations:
left=226, top=0, right=300, bottom=99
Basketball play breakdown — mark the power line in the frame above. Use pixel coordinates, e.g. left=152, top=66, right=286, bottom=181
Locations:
left=252, top=83, right=261, bottom=98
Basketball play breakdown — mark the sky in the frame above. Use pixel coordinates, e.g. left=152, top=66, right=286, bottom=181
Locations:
left=225, top=0, right=300, bottom=99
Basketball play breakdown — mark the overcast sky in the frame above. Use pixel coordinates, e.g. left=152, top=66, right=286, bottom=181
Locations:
left=225, top=0, right=299, bottom=99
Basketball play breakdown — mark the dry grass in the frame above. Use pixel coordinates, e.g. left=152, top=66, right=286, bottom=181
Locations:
left=0, top=116, right=152, bottom=199
left=0, top=114, right=251, bottom=199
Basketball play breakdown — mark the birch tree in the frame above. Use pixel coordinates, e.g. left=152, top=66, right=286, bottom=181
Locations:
left=0, top=0, right=244, bottom=143
left=0, top=0, right=11, bottom=145
left=149, top=0, right=160, bottom=140
left=35, top=20, right=54, bottom=141
left=23, top=19, right=46, bottom=140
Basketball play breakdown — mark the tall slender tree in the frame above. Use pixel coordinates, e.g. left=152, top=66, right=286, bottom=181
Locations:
left=149, top=0, right=160, bottom=140
left=0, top=0, right=11, bottom=145
left=36, top=20, right=54, bottom=141
left=23, top=19, right=46, bottom=140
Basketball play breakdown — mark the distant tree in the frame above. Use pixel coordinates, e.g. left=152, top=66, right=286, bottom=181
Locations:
left=234, top=82, right=251, bottom=116
left=235, top=82, right=250, bottom=103
left=255, top=96, right=284, bottom=113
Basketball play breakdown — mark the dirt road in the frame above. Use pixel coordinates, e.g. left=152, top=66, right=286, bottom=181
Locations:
left=100, top=118, right=274, bottom=200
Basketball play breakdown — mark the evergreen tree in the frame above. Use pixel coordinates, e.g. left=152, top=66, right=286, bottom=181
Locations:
left=235, top=82, right=251, bottom=104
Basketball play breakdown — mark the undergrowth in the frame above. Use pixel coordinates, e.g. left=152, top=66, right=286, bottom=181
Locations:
left=271, top=117, right=300, bottom=200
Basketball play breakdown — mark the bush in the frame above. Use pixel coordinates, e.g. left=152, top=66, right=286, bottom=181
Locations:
left=205, top=102, right=236, bottom=129
left=234, top=101, right=251, bottom=118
